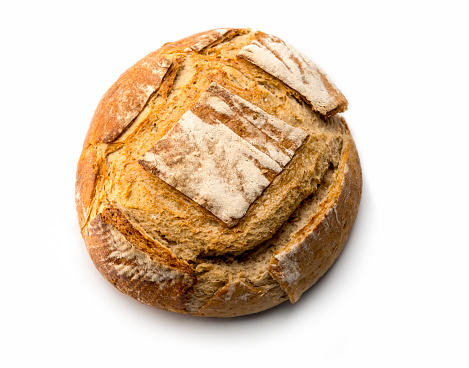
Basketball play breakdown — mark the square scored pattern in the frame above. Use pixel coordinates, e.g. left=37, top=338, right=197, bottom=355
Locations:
left=139, top=83, right=308, bottom=227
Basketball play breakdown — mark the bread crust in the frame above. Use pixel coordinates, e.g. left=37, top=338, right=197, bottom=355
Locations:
left=159, top=28, right=247, bottom=54
left=83, top=212, right=196, bottom=313
left=76, top=28, right=362, bottom=317
left=195, top=279, right=284, bottom=318
left=75, top=146, right=99, bottom=229
left=269, top=133, right=362, bottom=302
left=238, top=31, right=348, bottom=116
left=83, top=53, right=171, bottom=148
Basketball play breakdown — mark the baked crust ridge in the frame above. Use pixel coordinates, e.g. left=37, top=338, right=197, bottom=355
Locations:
left=269, top=134, right=362, bottom=303
left=84, top=210, right=196, bottom=313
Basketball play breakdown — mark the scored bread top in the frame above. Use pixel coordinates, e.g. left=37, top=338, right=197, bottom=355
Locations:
left=138, top=82, right=308, bottom=227
left=76, top=28, right=361, bottom=317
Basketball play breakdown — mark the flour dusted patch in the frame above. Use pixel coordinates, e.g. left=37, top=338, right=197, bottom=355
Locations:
left=105, top=226, right=182, bottom=284
left=87, top=215, right=190, bottom=286
left=139, top=83, right=308, bottom=227
left=274, top=244, right=303, bottom=284
left=238, top=33, right=347, bottom=116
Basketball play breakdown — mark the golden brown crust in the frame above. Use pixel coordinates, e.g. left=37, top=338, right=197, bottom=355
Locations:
left=160, top=28, right=248, bottom=54
left=269, top=134, right=362, bottom=302
left=83, top=52, right=171, bottom=147
left=195, top=280, right=285, bottom=318
left=76, top=28, right=362, bottom=317
left=75, top=146, right=99, bottom=229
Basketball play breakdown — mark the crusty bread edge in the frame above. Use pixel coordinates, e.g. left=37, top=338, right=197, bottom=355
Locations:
left=269, top=130, right=362, bottom=303
left=83, top=213, right=196, bottom=313
left=76, top=146, right=99, bottom=230
left=194, top=279, right=286, bottom=318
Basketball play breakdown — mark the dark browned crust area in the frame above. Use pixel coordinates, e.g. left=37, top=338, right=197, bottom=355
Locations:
left=269, top=134, right=362, bottom=302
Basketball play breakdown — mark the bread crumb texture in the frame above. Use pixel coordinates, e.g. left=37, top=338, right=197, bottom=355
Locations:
left=76, top=28, right=362, bottom=317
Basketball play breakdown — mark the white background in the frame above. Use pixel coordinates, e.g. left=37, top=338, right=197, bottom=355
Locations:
left=1, top=1, right=468, bottom=367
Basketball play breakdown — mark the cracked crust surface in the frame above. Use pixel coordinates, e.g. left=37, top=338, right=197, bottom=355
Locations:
left=76, top=28, right=362, bottom=317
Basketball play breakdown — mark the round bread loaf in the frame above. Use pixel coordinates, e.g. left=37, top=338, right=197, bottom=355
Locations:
left=76, top=28, right=362, bottom=317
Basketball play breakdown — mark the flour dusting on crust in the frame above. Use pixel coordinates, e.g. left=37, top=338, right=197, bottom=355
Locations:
left=139, top=83, right=308, bottom=227
left=139, top=111, right=278, bottom=227
left=87, top=215, right=190, bottom=286
left=238, top=33, right=347, bottom=116
left=274, top=244, right=302, bottom=283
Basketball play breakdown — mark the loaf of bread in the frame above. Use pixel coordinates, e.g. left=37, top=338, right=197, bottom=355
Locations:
left=76, top=28, right=362, bottom=317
